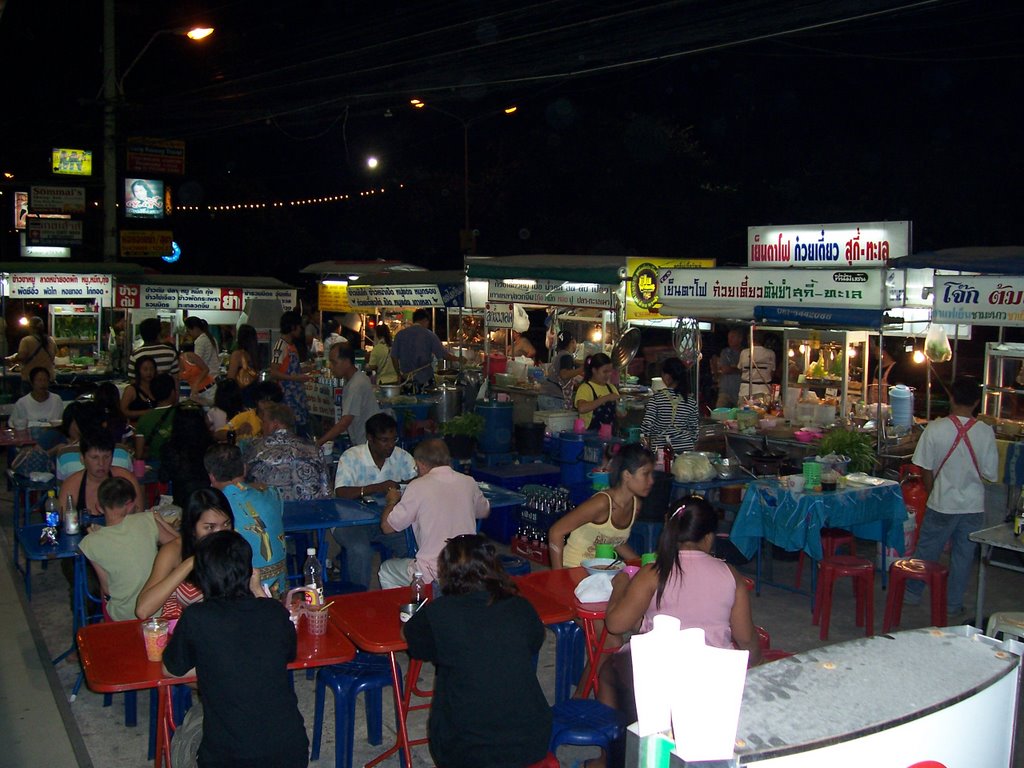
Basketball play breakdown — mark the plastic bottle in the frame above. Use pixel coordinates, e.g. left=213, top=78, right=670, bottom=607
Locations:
left=410, top=571, right=427, bottom=603
left=303, top=548, right=324, bottom=605
left=63, top=491, right=80, bottom=535
left=43, top=490, right=60, bottom=530
left=1015, top=489, right=1024, bottom=539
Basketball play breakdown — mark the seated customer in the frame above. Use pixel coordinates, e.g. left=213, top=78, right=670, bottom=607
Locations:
left=404, top=534, right=551, bottom=768
left=589, top=496, right=761, bottom=768
left=378, top=438, right=489, bottom=589
left=244, top=402, right=330, bottom=501
left=214, top=380, right=283, bottom=445
left=79, top=477, right=179, bottom=621
left=331, top=413, right=416, bottom=588
left=58, top=430, right=143, bottom=516
left=163, top=531, right=307, bottom=768
left=54, top=402, right=133, bottom=481
left=134, top=373, right=177, bottom=461
left=159, top=404, right=214, bottom=509
left=9, top=366, right=65, bottom=431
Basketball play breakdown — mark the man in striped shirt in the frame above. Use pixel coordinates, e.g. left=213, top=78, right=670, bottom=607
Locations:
left=128, top=317, right=180, bottom=380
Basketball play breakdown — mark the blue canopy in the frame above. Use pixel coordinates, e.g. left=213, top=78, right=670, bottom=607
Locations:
left=891, top=247, right=1024, bottom=274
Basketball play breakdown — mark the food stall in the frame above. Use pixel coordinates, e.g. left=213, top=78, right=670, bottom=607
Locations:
left=0, top=262, right=146, bottom=398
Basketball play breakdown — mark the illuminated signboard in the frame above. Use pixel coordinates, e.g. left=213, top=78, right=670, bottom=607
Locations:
left=124, top=178, right=165, bottom=220
left=51, top=148, right=93, bottom=176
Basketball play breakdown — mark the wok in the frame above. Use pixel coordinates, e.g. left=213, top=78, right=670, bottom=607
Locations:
left=610, top=327, right=642, bottom=369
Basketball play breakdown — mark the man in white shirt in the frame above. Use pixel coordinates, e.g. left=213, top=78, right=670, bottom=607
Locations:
left=737, top=331, right=775, bottom=400
left=10, top=367, right=65, bottom=429
left=317, top=345, right=380, bottom=448
left=331, top=413, right=416, bottom=588
left=908, top=377, right=998, bottom=618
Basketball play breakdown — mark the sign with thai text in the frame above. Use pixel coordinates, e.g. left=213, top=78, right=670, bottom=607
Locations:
left=625, top=257, right=715, bottom=320
left=120, top=230, right=174, bottom=259
left=126, top=137, right=186, bottom=175
left=746, top=221, right=910, bottom=267
left=346, top=284, right=445, bottom=308
left=3, top=273, right=111, bottom=300
left=486, top=279, right=615, bottom=309
left=114, top=284, right=296, bottom=311
left=26, top=218, right=83, bottom=246
left=933, top=276, right=1024, bottom=328
left=657, top=268, right=885, bottom=315
left=29, top=185, right=86, bottom=214
left=485, top=303, right=514, bottom=328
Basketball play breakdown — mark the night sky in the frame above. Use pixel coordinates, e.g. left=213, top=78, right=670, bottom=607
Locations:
left=1, top=0, right=1020, bottom=281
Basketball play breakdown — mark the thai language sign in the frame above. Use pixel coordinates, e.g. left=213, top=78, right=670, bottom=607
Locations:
left=26, top=218, right=83, bottom=247
left=3, top=273, right=111, bottom=300
left=126, top=137, right=186, bottom=175
left=485, top=303, right=514, bottom=328
left=625, top=257, right=715, bottom=320
left=486, top=279, right=615, bottom=309
left=933, top=276, right=1024, bottom=328
left=746, top=221, right=910, bottom=267
left=657, top=268, right=884, bottom=313
left=120, top=230, right=174, bottom=259
left=115, top=284, right=296, bottom=311
left=344, top=283, right=464, bottom=308
left=29, top=185, right=86, bottom=214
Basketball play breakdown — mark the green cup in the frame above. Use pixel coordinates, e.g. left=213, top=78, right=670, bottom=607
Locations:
left=594, top=543, right=616, bottom=559
left=641, top=552, right=657, bottom=566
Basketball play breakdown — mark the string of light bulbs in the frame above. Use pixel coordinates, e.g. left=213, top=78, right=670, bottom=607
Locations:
left=173, top=183, right=404, bottom=213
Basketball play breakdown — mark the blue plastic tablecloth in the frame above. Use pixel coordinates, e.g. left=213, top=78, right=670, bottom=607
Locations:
left=729, top=480, right=907, bottom=560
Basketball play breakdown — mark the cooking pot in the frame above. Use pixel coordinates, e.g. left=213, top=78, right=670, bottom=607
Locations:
left=433, top=383, right=463, bottom=423
left=378, top=383, right=403, bottom=399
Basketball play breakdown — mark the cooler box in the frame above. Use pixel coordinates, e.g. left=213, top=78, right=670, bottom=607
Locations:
left=472, top=463, right=561, bottom=492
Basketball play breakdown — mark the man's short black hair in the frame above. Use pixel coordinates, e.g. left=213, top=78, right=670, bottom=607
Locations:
left=97, top=476, right=136, bottom=511
left=193, top=531, right=254, bottom=600
left=412, top=308, right=430, bottom=323
left=151, top=373, right=176, bottom=402
left=139, top=317, right=161, bottom=343
left=280, top=310, right=302, bottom=335
left=204, top=443, right=245, bottom=481
left=332, top=345, right=356, bottom=364
left=80, top=429, right=115, bottom=455
left=950, top=377, right=982, bottom=408
left=365, top=412, right=398, bottom=439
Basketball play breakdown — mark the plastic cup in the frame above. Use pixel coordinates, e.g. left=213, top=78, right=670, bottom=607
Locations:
left=304, top=606, right=329, bottom=636
left=573, top=418, right=586, bottom=434
left=640, top=552, right=657, bottom=566
left=594, top=543, right=616, bottom=559
left=623, top=565, right=641, bottom=579
left=399, top=602, right=419, bottom=624
left=133, top=459, right=147, bottom=479
left=141, top=618, right=170, bottom=662
left=787, top=475, right=806, bottom=494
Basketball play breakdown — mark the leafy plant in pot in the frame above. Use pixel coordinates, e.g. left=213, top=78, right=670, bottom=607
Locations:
left=441, top=413, right=485, bottom=460
left=816, top=429, right=877, bottom=474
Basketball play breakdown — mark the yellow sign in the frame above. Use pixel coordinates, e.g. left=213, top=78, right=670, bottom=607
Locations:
left=120, top=230, right=173, bottom=259
left=318, top=283, right=353, bottom=312
left=51, top=148, right=93, bottom=176
left=625, top=257, right=715, bottom=320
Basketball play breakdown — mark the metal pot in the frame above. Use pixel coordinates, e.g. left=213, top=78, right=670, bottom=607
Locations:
left=378, top=383, right=403, bottom=399
left=433, top=383, right=463, bottom=423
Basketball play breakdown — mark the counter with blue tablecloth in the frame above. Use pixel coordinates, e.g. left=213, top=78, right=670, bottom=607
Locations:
left=729, top=479, right=908, bottom=561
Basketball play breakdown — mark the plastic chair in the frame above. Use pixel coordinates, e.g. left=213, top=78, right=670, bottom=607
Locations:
left=812, top=555, right=874, bottom=641
left=310, top=652, right=404, bottom=768
left=883, top=558, right=949, bottom=632
left=575, top=602, right=616, bottom=698
left=549, top=699, right=624, bottom=753
left=795, top=528, right=855, bottom=589
left=985, top=611, right=1024, bottom=642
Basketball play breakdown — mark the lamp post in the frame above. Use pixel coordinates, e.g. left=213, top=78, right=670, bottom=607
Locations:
left=101, top=0, right=212, bottom=262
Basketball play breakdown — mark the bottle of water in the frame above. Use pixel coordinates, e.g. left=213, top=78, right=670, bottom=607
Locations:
left=303, top=548, right=324, bottom=605
left=63, top=491, right=79, bottom=535
left=410, top=571, right=427, bottom=603
left=43, top=490, right=60, bottom=530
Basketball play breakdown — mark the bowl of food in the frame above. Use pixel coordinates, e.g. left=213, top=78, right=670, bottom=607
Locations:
left=582, top=558, right=624, bottom=576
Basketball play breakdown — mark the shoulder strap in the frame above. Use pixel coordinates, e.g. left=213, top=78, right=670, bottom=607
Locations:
left=933, top=416, right=981, bottom=480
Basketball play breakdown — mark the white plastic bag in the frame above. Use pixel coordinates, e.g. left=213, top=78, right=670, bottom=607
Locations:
left=924, top=323, right=952, bottom=363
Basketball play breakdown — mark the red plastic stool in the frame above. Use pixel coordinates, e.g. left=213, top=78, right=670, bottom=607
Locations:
left=575, top=600, right=615, bottom=698
left=795, top=528, right=855, bottom=589
left=812, top=555, right=874, bottom=641
left=883, top=558, right=949, bottom=632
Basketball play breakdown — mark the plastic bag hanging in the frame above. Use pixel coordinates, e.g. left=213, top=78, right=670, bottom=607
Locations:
left=923, top=323, right=952, bottom=363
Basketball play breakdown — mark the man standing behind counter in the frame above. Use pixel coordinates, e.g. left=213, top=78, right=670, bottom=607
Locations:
left=390, top=309, right=459, bottom=387
left=317, top=345, right=380, bottom=449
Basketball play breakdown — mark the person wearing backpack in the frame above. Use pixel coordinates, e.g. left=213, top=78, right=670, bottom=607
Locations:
left=6, top=316, right=56, bottom=395
left=907, top=377, right=998, bottom=620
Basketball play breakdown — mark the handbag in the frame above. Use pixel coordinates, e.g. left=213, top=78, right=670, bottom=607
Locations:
left=11, top=446, right=54, bottom=477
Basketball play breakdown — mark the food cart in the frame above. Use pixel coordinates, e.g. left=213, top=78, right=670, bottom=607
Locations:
left=0, top=262, right=146, bottom=398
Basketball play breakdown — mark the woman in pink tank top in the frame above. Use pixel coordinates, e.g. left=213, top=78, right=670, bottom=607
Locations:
left=580, top=497, right=760, bottom=768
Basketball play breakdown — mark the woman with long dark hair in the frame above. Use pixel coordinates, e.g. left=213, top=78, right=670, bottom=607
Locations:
left=159, top=404, right=214, bottom=508
left=641, top=357, right=698, bottom=453
left=574, top=351, right=619, bottom=431
left=135, top=487, right=234, bottom=619
left=403, top=534, right=551, bottom=767
left=185, top=317, right=221, bottom=376
left=366, top=323, right=398, bottom=384
left=120, top=354, right=158, bottom=422
left=226, top=324, right=259, bottom=387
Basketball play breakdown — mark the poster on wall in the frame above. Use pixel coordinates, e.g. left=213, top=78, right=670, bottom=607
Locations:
left=746, top=221, right=910, bottom=267
left=933, top=276, right=1024, bottom=328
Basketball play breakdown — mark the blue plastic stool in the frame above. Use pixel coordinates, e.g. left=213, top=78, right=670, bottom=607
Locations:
left=547, top=621, right=585, bottom=704
left=499, top=554, right=531, bottom=576
left=311, top=652, right=404, bottom=768
left=549, top=699, right=625, bottom=752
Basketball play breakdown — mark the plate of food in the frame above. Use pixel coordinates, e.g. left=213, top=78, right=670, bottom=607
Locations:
left=582, top=558, right=624, bottom=576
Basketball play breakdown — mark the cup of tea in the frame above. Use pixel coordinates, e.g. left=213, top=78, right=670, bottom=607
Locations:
left=594, top=543, right=616, bottom=560
left=141, top=617, right=170, bottom=662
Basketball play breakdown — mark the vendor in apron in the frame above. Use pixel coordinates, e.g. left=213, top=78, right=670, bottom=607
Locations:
left=574, top=352, right=620, bottom=432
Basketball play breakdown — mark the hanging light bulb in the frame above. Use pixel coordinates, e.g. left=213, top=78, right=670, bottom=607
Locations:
left=912, top=349, right=926, bottom=364
left=591, top=327, right=603, bottom=343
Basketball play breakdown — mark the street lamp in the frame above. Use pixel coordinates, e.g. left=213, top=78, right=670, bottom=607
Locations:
left=409, top=99, right=517, bottom=254
left=101, top=1, right=213, bottom=262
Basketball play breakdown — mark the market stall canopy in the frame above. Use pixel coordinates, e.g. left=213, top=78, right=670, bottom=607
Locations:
left=891, top=247, right=1024, bottom=275
left=300, top=260, right=426, bottom=276
left=466, top=254, right=625, bottom=285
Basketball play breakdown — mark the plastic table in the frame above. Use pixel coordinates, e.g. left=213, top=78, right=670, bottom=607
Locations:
left=282, top=497, right=380, bottom=571
left=969, top=523, right=1024, bottom=629
left=77, top=610, right=357, bottom=768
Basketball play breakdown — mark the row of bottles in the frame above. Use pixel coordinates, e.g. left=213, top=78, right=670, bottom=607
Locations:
left=522, top=486, right=571, bottom=517
left=40, top=490, right=80, bottom=544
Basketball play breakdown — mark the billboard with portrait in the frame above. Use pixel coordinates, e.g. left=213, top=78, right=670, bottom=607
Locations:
left=124, top=178, right=165, bottom=219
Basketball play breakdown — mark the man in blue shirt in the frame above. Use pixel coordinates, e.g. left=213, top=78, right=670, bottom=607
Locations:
left=390, top=309, right=459, bottom=387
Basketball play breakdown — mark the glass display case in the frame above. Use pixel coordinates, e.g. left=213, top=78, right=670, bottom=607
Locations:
left=781, top=329, right=869, bottom=425
left=49, top=304, right=101, bottom=358
left=981, top=342, right=1024, bottom=420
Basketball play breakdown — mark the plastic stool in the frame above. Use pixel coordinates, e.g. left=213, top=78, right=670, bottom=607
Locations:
left=812, top=555, right=874, bottom=641
left=311, top=652, right=403, bottom=768
left=549, top=699, right=624, bottom=753
left=795, top=528, right=855, bottom=589
left=500, top=554, right=531, bottom=576
left=576, top=601, right=616, bottom=698
left=985, top=611, right=1024, bottom=642
left=882, top=558, right=949, bottom=632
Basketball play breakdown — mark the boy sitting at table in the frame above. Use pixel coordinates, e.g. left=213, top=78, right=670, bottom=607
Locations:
left=79, top=477, right=179, bottom=621
left=163, top=530, right=308, bottom=768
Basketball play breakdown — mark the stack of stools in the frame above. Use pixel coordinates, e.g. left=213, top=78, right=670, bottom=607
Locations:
left=985, top=612, right=1024, bottom=641
left=812, top=555, right=875, bottom=641
left=794, top=528, right=856, bottom=590
left=882, top=558, right=949, bottom=632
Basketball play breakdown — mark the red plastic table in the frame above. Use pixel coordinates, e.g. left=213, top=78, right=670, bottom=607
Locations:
left=77, top=608, right=357, bottom=768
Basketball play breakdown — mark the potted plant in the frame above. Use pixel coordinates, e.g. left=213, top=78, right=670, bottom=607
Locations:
left=441, top=412, right=485, bottom=460
left=816, top=429, right=877, bottom=474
